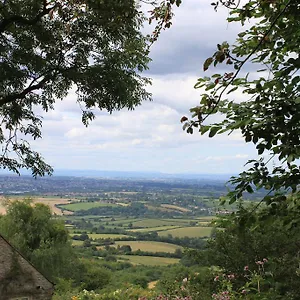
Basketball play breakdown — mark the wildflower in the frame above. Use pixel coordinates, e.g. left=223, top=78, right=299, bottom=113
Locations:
left=227, top=274, right=235, bottom=280
left=255, top=260, right=263, bottom=265
left=263, top=258, right=268, bottom=263
left=214, top=275, right=219, bottom=282
left=244, top=265, right=249, bottom=271
left=241, top=289, right=247, bottom=294
left=182, top=277, right=188, bottom=283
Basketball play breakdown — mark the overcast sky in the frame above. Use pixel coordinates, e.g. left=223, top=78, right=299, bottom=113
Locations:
left=31, top=0, right=258, bottom=175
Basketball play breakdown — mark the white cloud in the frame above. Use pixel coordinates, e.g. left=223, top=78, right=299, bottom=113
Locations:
left=27, top=1, right=258, bottom=174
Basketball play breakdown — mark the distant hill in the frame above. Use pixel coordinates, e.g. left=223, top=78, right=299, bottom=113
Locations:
left=0, top=168, right=234, bottom=181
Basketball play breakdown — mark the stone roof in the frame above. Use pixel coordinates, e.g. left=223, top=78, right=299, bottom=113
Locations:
left=0, top=234, right=54, bottom=300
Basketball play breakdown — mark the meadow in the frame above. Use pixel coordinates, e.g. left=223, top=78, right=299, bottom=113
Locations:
left=129, top=218, right=190, bottom=228
left=127, top=225, right=181, bottom=232
left=0, top=196, right=73, bottom=215
left=158, top=226, right=213, bottom=238
left=60, top=201, right=117, bottom=212
left=160, top=204, right=191, bottom=212
left=71, top=233, right=132, bottom=240
left=110, top=241, right=183, bottom=253
left=117, top=255, right=180, bottom=266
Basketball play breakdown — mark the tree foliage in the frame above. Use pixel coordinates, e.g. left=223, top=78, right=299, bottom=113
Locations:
left=177, top=0, right=300, bottom=209
left=205, top=199, right=300, bottom=298
left=0, top=0, right=151, bottom=176
left=0, top=199, right=77, bottom=280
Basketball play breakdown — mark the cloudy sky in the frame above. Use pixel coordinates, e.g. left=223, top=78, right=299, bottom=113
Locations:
left=32, top=0, right=258, bottom=175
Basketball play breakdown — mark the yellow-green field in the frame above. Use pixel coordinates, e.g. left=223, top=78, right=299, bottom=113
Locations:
left=196, top=216, right=215, bottom=221
left=70, top=233, right=131, bottom=239
left=90, top=233, right=131, bottom=239
left=117, top=255, right=180, bottom=266
left=197, top=222, right=211, bottom=226
left=158, top=226, right=213, bottom=238
left=127, top=225, right=181, bottom=232
left=130, top=218, right=186, bottom=228
left=109, top=241, right=183, bottom=253
left=0, top=196, right=73, bottom=215
left=160, top=204, right=191, bottom=212
left=61, top=201, right=117, bottom=212
left=72, top=240, right=84, bottom=246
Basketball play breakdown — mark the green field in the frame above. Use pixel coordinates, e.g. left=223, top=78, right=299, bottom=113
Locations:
left=72, top=240, right=84, bottom=246
left=89, top=233, right=131, bottom=239
left=197, top=222, right=211, bottom=226
left=130, top=218, right=189, bottom=228
left=61, top=201, right=117, bottom=212
left=117, top=255, right=180, bottom=266
left=161, top=204, right=191, bottom=212
left=127, top=225, right=181, bottom=232
left=110, top=241, right=183, bottom=253
left=70, top=233, right=131, bottom=239
left=158, top=226, right=213, bottom=238
left=196, top=216, right=215, bottom=222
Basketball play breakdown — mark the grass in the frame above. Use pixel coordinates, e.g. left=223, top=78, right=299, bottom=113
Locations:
left=196, top=216, right=215, bottom=221
left=127, top=225, right=181, bottom=232
left=72, top=240, right=84, bottom=246
left=160, top=204, right=191, bottom=212
left=117, top=255, right=180, bottom=266
left=130, top=219, right=185, bottom=228
left=60, top=201, right=117, bottom=212
left=0, top=196, right=73, bottom=215
left=89, top=233, right=131, bottom=239
left=158, top=226, right=213, bottom=238
left=197, top=221, right=211, bottom=226
left=70, top=233, right=131, bottom=239
left=109, top=241, right=183, bottom=253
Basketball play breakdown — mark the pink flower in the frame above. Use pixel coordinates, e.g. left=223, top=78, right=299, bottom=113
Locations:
left=241, top=289, right=247, bottom=294
left=263, top=258, right=268, bottom=263
left=244, top=266, right=249, bottom=271
left=214, top=276, right=219, bottom=282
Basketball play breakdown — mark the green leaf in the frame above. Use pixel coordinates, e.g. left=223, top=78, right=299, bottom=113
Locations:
left=203, top=57, right=213, bottom=71
left=246, top=185, right=254, bottom=193
left=209, top=127, right=221, bottom=138
left=227, top=86, right=238, bottom=94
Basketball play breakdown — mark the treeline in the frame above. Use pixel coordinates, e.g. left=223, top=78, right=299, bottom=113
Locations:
left=81, top=244, right=183, bottom=259
left=72, top=230, right=207, bottom=249
left=73, top=202, right=209, bottom=218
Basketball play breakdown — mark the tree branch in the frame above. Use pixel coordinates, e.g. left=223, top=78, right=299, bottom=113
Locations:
left=200, top=0, right=293, bottom=124
left=0, top=3, right=56, bottom=33
left=0, top=77, right=49, bottom=107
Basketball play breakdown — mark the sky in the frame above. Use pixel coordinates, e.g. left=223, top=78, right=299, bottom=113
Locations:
left=31, top=0, right=259, bottom=175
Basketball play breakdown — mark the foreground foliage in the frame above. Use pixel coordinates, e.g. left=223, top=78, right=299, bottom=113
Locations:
left=0, top=0, right=150, bottom=176
left=180, top=0, right=300, bottom=209
left=0, top=199, right=77, bottom=280
left=207, top=200, right=300, bottom=299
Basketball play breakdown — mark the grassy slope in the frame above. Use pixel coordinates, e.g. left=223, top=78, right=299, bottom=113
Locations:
left=110, top=240, right=183, bottom=253
left=61, top=202, right=117, bottom=211
left=117, top=255, right=180, bottom=266
left=158, top=226, right=213, bottom=238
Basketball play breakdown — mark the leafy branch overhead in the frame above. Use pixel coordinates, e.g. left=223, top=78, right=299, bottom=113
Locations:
left=180, top=0, right=300, bottom=205
left=0, top=0, right=152, bottom=176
